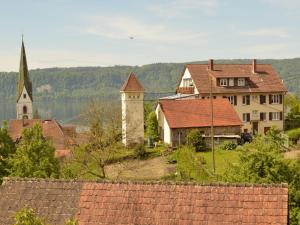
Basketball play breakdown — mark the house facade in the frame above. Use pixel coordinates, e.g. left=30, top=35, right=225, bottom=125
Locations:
left=156, top=99, right=242, bottom=146
left=176, top=59, right=287, bottom=134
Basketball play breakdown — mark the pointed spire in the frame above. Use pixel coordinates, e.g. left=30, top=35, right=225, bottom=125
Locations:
left=120, top=72, right=144, bottom=92
left=17, top=38, right=32, bottom=101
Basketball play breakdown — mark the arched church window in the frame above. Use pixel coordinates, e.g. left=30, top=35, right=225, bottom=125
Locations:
left=23, top=106, right=27, bottom=114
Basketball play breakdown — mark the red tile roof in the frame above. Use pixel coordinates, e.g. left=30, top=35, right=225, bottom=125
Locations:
left=120, top=72, right=144, bottom=92
left=179, top=63, right=287, bottom=94
left=8, top=119, right=77, bottom=157
left=0, top=178, right=288, bottom=225
left=159, top=99, right=242, bottom=128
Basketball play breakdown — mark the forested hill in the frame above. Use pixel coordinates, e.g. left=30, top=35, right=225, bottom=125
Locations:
left=0, top=58, right=300, bottom=101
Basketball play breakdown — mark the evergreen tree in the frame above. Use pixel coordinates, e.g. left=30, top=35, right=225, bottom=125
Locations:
left=8, top=124, right=59, bottom=178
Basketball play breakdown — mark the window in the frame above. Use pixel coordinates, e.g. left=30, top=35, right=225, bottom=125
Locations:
left=242, top=95, right=250, bottom=105
left=269, top=94, right=282, bottom=104
left=220, top=78, right=228, bottom=86
left=260, top=112, right=266, bottom=121
left=23, top=94, right=26, bottom=99
left=23, top=106, right=27, bottom=114
left=227, top=96, right=237, bottom=105
left=238, top=78, right=245, bottom=86
left=243, top=113, right=250, bottom=122
left=183, top=78, right=193, bottom=87
left=260, top=95, right=266, bottom=104
left=229, top=78, right=234, bottom=86
left=269, top=112, right=283, bottom=121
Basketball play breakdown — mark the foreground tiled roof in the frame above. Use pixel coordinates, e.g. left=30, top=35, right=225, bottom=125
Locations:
left=181, top=63, right=287, bottom=94
left=159, top=99, right=242, bottom=128
left=120, top=72, right=144, bottom=92
left=0, top=178, right=288, bottom=225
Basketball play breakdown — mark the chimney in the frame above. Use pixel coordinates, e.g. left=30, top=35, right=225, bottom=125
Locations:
left=208, top=59, right=214, bottom=71
left=252, top=59, right=257, bottom=74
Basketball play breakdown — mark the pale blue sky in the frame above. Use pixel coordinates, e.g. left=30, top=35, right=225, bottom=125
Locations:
left=0, top=0, right=300, bottom=71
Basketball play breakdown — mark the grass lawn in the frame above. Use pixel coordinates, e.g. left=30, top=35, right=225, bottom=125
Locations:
left=197, top=149, right=240, bottom=175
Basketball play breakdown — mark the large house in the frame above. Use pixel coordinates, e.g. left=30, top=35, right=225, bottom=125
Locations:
left=156, top=99, right=241, bottom=146
left=0, top=178, right=288, bottom=225
left=176, top=59, right=287, bottom=134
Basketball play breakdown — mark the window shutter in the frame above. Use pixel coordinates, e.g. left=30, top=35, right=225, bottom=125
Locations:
left=234, top=96, right=237, bottom=105
left=217, top=78, right=220, bottom=86
left=247, top=113, right=250, bottom=122
left=280, top=112, right=283, bottom=120
left=247, top=95, right=250, bottom=105
left=269, top=112, right=272, bottom=121
left=260, top=113, right=263, bottom=121
left=269, top=95, right=272, bottom=104
left=279, top=95, right=283, bottom=104
left=260, top=95, right=265, bottom=104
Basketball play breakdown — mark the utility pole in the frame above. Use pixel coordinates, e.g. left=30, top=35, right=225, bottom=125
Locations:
left=210, top=77, right=216, bottom=173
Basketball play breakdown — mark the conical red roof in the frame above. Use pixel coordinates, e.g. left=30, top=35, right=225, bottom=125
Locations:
left=120, top=72, right=144, bottom=92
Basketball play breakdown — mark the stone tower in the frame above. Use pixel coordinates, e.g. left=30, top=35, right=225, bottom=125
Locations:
left=120, top=72, right=144, bottom=146
left=16, top=39, right=33, bottom=120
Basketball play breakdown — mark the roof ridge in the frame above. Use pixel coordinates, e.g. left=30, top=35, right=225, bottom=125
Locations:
left=2, top=177, right=288, bottom=188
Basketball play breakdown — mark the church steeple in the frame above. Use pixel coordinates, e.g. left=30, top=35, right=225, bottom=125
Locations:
left=16, top=38, right=33, bottom=120
left=17, top=38, right=32, bottom=102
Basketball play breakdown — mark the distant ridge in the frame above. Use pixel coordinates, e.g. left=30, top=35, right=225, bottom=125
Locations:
left=0, top=58, right=300, bottom=101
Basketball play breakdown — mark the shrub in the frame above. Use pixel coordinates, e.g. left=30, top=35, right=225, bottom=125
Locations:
left=219, top=141, right=237, bottom=151
left=186, top=129, right=206, bottom=152
left=134, top=143, right=146, bottom=159
left=287, top=128, right=300, bottom=144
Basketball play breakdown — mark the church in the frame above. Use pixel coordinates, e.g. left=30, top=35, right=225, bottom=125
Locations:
left=8, top=39, right=78, bottom=158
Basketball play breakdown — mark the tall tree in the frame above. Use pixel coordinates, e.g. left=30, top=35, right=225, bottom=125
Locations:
left=8, top=124, right=59, bottom=178
left=146, top=111, right=158, bottom=140
left=0, top=121, right=16, bottom=183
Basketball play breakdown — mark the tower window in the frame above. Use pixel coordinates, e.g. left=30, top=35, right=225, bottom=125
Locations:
left=23, top=106, right=27, bottom=114
left=23, top=93, right=26, bottom=99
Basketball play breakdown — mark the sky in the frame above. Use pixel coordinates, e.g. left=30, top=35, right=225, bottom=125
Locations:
left=0, top=0, right=300, bottom=71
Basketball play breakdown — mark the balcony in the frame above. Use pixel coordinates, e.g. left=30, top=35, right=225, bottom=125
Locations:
left=176, top=87, right=195, bottom=94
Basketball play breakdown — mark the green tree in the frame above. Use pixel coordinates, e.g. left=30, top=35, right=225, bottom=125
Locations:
left=61, top=101, right=122, bottom=180
left=186, top=129, right=206, bottom=152
left=8, top=124, right=59, bottom=178
left=222, top=133, right=300, bottom=224
left=146, top=111, right=158, bottom=140
left=13, top=207, right=78, bottom=225
left=0, top=121, right=16, bottom=183
left=13, top=208, right=46, bottom=225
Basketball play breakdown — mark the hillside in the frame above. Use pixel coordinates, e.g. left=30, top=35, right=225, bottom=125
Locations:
left=0, top=59, right=300, bottom=102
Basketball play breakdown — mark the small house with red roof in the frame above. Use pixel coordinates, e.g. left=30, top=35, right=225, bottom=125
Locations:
left=176, top=59, right=287, bottom=135
left=8, top=119, right=77, bottom=158
left=156, top=99, right=242, bottom=146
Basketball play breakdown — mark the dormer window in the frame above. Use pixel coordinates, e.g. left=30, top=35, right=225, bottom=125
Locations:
left=183, top=78, right=193, bottom=87
left=238, top=78, right=245, bottom=86
left=229, top=78, right=234, bottom=86
left=220, top=78, right=228, bottom=86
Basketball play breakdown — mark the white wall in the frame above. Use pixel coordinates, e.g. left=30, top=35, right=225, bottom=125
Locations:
left=178, top=68, right=199, bottom=94
left=16, top=87, right=33, bottom=119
